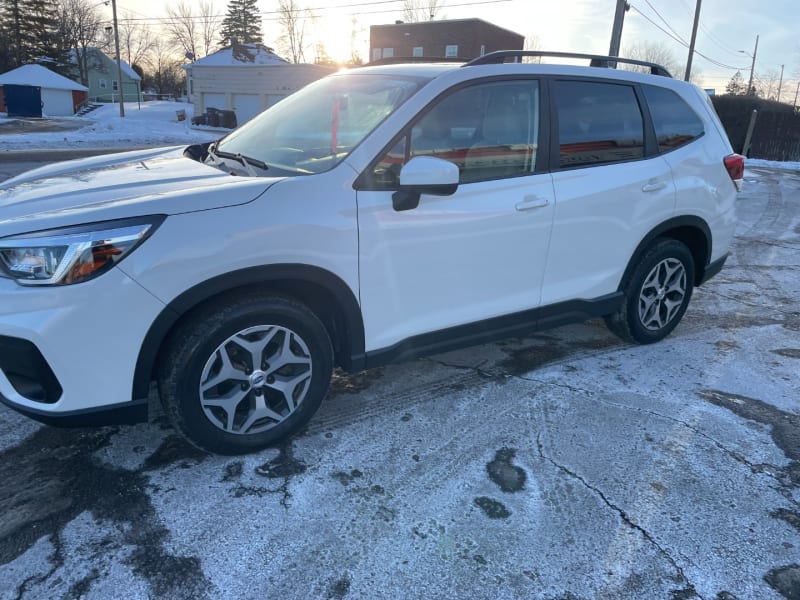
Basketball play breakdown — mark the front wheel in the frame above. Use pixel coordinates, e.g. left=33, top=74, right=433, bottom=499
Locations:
left=605, top=238, right=695, bottom=344
left=158, top=294, right=333, bottom=455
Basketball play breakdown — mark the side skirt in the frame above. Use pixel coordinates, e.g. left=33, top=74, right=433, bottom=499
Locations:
left=353, top=292, right=624, bottom=371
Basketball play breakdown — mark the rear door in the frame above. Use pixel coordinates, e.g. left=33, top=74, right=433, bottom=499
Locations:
left=542, top=78, right=676, bottom=306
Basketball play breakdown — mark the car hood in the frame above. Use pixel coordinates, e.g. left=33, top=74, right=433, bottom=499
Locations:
left=0, top=146, right=283, bottom=234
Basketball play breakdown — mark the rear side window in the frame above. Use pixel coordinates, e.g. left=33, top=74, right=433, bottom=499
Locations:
left=643, top=85, right=705, bottom=152
left=555, top=81, right=644, bottom=169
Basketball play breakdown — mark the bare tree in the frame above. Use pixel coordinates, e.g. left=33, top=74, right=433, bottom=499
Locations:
left=522, top=34, right=542, bottom=63
left=401, top=0, right=442, bottom=22
left=55, top=0, right=105, bottom=85
left=277, top=0, right=311, bottom=63
left=160, top=0, right=201, bottom=60
left=143, top=37, right=184, bottom=96
left=118, top=12, right=154, bottom=67
left=623, top=41, right=682, bottom=76
left=198, top=0, right=220, bottom=57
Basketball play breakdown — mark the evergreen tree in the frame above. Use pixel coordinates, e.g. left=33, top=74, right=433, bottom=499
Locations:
left=0, top=0, right=59, bottom=69
left=219, top=0, right=263, bottom=46
left=726, top=71, right=746, bottom=96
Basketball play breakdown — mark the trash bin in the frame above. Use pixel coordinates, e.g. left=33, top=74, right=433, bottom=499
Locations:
left=219, top=109, right=238, bottom=129
left=205, top=107, right=221, bottom=127
left=191, top=114, right=207, bottom=126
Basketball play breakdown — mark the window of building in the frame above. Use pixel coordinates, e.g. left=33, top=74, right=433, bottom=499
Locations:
left=366, top=80, right=540, bottom=187
left=382, top=48, right=394, bottom=58
left=480, top=45, right=486, bottom=56
left=112, top=80, right=119, bottom=91
left=413, top=47, right=423, bottom=57
left=555, top=80, right=644, bottom=169
left=445, top=45, right=458, bottom=58
left=642, top=84, right=705, bottom=153
left=99, top=79, right=107, bottom=89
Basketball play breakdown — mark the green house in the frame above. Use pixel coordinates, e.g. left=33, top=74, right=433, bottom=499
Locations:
left=70, top=48, right=141, bottom=103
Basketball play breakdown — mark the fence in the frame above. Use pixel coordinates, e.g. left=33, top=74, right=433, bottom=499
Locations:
left=711, top=95, right=800, bottom=161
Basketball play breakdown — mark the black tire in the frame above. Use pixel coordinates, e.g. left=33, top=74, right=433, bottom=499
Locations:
left=605, top=238, right=695, bottom=344
left=158, top=293, right=333, bottom=455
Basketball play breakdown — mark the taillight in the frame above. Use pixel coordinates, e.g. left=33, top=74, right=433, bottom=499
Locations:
left=723, top=154, right=745, bottom=191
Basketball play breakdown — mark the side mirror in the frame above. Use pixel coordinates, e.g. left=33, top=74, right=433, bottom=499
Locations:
left=392, top=156, right=459, bottom=212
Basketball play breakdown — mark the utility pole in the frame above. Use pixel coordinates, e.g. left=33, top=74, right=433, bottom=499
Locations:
left=608, top=0, right=630, bottom=60
left=777, top=64, right=784, bottom=103
left=684, top=0, right=702, bottom=81
left=746, top=35, right=759, bottom=96
left=794, top=80, right=800, bottom=109
left=111, top=0, right=125, bottom=117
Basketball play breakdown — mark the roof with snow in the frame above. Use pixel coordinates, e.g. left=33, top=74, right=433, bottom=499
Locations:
left=67, top=48, right=141, bottom=81
left=186, top=43, right=290, bottom=68
left=0, top=64, right=88, bottom=91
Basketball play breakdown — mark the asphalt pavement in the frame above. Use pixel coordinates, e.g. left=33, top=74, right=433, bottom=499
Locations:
left=0, top=159, right=798, bottom=600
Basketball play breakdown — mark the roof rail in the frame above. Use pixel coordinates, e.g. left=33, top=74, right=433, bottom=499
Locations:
left=463, top=51, right=673, bottom=78
left=366, top=56, right=467, bottom=66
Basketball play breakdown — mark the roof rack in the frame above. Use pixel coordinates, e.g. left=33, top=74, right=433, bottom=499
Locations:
left=366, top=56, right=467, bottom=66
left=463, top=51, right=673, bottom=78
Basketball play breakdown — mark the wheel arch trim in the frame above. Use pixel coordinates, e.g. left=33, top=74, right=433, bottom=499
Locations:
left=620, top=216, right=712, bottom=290
left=132, top=264, right=364, bottom=400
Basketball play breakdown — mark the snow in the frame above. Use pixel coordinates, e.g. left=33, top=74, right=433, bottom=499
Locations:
left=0, top=64, right=88, bottom=91
left=187, top=43, right=289, bottom=67
left=0, top=101, right=219, bottom=150
left=745, top=158, right=800, bottom=171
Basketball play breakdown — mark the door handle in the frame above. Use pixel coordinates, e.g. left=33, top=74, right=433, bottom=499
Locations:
left=642, top=180, right=668, bottom=193
left=515, top=196, right=550, bottom=211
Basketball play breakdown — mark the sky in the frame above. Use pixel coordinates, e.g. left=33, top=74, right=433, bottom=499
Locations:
left=108, top=0, right=798, bottom=96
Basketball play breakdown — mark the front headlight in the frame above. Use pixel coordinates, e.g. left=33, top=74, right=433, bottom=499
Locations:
left=0, top=216, right=165, bottom=286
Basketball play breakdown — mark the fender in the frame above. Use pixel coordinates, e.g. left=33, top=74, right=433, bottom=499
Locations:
left=619, top=216, right=712, bottom=289
left=131, top=264, right=365, bottom=400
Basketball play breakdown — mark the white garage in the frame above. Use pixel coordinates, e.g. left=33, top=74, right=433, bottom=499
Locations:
left=184, top=42, right=334, bottom=127
left=0, top=64, right=88, bottom=117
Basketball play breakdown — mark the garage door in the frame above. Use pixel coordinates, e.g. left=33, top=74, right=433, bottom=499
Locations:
left=232, top=94, right=262, bottom=125
left=203, top=92, right=226, bottom=111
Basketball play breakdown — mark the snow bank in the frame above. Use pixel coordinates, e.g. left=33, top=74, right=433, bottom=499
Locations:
left=0, top=101, right=218, bottom=150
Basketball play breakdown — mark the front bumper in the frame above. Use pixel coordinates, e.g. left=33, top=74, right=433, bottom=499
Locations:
left=0, top=267, right=166, bottom=425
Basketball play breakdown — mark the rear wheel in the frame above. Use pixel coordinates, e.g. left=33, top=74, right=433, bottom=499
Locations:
left=158, top=294, right=333, bottom=455
left=605, top=238, right=695, bottom=344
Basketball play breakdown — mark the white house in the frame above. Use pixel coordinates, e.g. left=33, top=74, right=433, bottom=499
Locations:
left=0, top=64, right=88, bottom=116
left=184, top=42, right=334, bottom=126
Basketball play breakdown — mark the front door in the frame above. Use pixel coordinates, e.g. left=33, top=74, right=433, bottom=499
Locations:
left=356, top=79, right=556, bottom=352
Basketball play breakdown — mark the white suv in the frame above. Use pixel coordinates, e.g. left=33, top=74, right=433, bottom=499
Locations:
left=0, top=52, right=743, bottom=454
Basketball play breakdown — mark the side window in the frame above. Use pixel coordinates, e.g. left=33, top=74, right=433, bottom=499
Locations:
left=643, top=85, right=705, bottom=152
left=555, top=81, right=644, bottom=168
left=365, top=80, right=539, bottom=188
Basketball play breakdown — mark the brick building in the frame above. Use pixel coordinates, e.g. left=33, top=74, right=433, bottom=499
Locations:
left=369, top=18, right=524, bottom=62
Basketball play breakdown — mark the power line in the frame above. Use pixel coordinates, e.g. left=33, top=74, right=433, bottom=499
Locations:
left=642, top=0, right=688, bottom=46
left=629, top=4, right=748, bottom=71
left=114, top=0, right=514, bottom=24
left=675, top=0, right=744, bottom=57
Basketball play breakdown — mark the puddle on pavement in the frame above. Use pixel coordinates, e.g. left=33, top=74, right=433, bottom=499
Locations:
left=486, top=448, right=526, bottom=493
left=0, top=426, right=211, bottom=598
left=473, top=496, right=511, bottom=519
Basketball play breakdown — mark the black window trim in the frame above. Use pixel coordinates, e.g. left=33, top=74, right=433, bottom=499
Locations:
left=353, top=75, right=551, bottom=191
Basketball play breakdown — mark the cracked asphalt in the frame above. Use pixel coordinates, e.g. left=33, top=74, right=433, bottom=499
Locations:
left=0, top=160, right=798, bottom=600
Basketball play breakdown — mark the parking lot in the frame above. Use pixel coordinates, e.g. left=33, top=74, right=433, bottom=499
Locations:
left=0, top=161, right=798, bottom=599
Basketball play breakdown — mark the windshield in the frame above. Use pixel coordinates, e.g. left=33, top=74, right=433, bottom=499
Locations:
left=214, top=72, right=424, bottom=176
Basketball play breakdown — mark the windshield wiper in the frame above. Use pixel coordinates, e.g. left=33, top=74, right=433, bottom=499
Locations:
left=207, top=142, right=268, bottom=176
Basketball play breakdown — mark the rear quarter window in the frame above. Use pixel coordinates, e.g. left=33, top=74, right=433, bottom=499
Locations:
left=643, top=85, right=705, bottom=153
